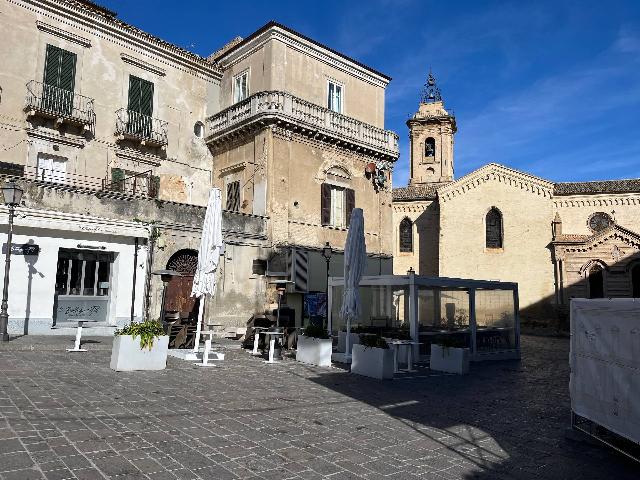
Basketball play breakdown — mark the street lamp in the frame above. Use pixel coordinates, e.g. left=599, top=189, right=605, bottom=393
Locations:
left=151, top=269, right=181, bottom=325
left=0, top=181, right=24, bottom=342
left=321, top=242, right=333, bottom=322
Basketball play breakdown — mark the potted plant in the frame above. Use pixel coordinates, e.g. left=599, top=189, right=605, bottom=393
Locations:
left=351, top=334, right=394, bottom=380
left=429, top=337, right=470, bottom=374
left=296, top=324, right=332, bottom=367
left=110, top=320, right=169, bottom=371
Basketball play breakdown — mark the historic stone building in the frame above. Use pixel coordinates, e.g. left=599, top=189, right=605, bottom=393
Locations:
left=392, top=73, right=640, bottom=324
left=0, top=0, right=398, bottom=335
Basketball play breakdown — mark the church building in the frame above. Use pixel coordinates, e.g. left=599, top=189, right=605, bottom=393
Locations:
left=392, top=73, right=640, bottom=324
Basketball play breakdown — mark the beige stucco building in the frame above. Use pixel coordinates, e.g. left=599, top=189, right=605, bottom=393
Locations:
left=0, top=1, right=398, bottom=335
left=393, top=73, right=640, bottom=325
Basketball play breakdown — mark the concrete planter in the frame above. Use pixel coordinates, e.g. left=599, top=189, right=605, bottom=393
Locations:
left=351, top=344, right=394, bottom=380
left=296, top=335, right=332, bottom=367
left=110, top=335, right=169, bottom=371
left=337, top=331, right=360, bottom=353
left=430, top=344, right=470, bottom=374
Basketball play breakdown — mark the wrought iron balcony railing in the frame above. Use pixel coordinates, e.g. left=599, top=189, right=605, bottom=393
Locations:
left=0, top=164, right=158, bottom=199
left=206, top=91, right=399, bottom=158
left=25, top=80, right=96, bottom=130
left=115, top=108, right=168, bottom=147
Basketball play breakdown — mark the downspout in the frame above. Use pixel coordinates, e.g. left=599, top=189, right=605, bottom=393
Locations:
left=130, top=237, right=138, bottom=323
left=143, top=226, right=156, bottom=321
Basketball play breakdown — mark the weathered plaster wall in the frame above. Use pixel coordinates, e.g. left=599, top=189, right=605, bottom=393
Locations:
left=392, top=200, right=439, bottom=276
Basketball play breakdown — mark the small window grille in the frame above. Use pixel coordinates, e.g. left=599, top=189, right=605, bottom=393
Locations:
left=226, top=181, right=240, bottom=211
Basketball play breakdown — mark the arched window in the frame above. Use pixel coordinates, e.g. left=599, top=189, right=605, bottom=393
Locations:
left=399, top=218, right=413, bottom=252
left=485, top=207, right=503, bottom=249
left=425, top=137, right=436, bottom=158
left=588, top=264, right=604, bottom=299
left=632, top=265, right=640, bottom=298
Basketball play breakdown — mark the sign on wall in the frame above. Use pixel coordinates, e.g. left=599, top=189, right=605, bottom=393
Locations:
left=2, top=243, right=40, bottom=256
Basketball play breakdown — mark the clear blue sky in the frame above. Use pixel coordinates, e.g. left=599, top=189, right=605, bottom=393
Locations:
left=100, top=0, right=640, bottom=187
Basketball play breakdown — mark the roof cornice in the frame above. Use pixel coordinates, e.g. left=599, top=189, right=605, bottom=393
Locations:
left=215, top=22, right=391, bottom=88
left=18, top=0, right=222, bottom=80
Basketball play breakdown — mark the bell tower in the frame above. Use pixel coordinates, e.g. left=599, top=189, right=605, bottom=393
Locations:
left=407, top=72, right=457, bottom=185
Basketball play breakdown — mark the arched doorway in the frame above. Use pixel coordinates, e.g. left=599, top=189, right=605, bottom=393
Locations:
left=632, top=265, right=640, bottom=298
left=588, top=265, right=604, bottom=299
left=165, top=249, right=199, bottom=320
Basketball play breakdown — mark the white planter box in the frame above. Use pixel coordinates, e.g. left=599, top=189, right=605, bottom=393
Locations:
left=430, top=345, right=470, bottom=374
left=296, top=335, right=332, bottom=367
left=337, top=331, right=360, bottom=353
left=110, top=335, right=169, bottom=371
left=351, top=344, right=395, bottom=380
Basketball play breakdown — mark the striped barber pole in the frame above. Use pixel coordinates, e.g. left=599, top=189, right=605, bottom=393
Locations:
left=288, top=248, right=309, bottom=292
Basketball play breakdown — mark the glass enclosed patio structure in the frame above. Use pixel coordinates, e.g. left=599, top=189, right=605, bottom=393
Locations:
left=328, top=272, right=520, bottom=361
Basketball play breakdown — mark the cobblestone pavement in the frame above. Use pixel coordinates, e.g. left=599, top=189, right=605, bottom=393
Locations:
left=0, top=335, right=637, bottom=480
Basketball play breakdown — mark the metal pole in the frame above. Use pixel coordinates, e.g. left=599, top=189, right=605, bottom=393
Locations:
left=0, top=205, right=15, bottom=342
left=160, top=281, right=168, bottom=324
left=130, top=237, right=138, bottom=323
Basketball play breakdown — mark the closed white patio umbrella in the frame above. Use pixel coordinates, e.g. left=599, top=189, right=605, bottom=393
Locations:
left=340, top=207, right=367, bottom=362
left=191, top=188, right=223, bottom=356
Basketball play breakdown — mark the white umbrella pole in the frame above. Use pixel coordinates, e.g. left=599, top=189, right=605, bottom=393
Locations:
left=345, top=316, right=351, bottom=359
left=193, top=296, right=205, bottom=353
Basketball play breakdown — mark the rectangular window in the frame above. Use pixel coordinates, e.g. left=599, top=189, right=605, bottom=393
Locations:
left=321, top=183, right=355, bottom=228
left=37, top=153, right=67, bottom=183
left=42, top=44, right=77, bottom=116
left=127, top=75, right=154, bottom=137
left=233, top=71, right=249, bottom=103
left=55, top=249, right=113, bottom=297
left=330, top=185, right=345, bottom=228
left=226, top=180, right=240, bottom=211
left=327, top=81, right=343, bottom=113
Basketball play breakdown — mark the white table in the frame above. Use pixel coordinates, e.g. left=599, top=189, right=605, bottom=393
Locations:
left=261, top=331, right=284, bottom=364
left=195, top=324, right=223, bottom=367
left=251, top=327, right=268, bottom=356
left=66, top=319, right=100, bottom=352
left=390, top=340, right=421, bottom=373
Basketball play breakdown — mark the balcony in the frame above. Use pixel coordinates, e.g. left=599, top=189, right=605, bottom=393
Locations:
left=115, top=108, right=168, bottom=148
left=25, top=80, right=96, bottom=132
left=0, top=164, right=158, bottom=199
left=206, top=91, right=399, bottom=159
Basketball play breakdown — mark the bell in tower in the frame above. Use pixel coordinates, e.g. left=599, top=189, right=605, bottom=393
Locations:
left=407, top=71, right=457, bottom=185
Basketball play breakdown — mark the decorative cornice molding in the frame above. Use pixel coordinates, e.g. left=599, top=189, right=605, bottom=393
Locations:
left=553, top=196, right=640, bottom=208
left=26, top=128, right=85, bottom=148
left=120, top=53, right=166, bottom=76
left=217, top=26, right=389, bottom=88
left=36, top=20, right=91, bottom=47
left=114, top=149, right=162, bottom=167
left=438, top=163, right=554, bottom=203
left=219, top=161, right=246, bottom=175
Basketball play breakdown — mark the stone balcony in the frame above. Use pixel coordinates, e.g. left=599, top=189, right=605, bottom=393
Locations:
left=206, top=91, right=399, bottom=160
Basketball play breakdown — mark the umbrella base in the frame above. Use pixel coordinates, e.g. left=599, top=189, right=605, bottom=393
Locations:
left=331, top=352, right=352, bottom=364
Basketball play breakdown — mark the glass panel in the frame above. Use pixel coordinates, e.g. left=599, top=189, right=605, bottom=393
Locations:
left=475, top=289, right=516, bottom=352
left=418, top=287, right=471, bottom=356
left=55, top=258, right=69, bottom=295
left=83, top=260, right=96, bottom=296
left=97, top=261, right=110, bottom=296
left=68, top=259, right=82, bottom=295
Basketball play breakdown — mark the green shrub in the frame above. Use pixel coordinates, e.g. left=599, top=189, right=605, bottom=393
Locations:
left=360, top=334, right=388, bottom=349
left=302, top=324, right=329, bottom=339
left=115, top=319, right=164, bottom=350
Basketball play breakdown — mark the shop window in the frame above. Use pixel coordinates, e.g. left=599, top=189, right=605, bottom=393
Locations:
left=55, top=249, right=113, bottom=297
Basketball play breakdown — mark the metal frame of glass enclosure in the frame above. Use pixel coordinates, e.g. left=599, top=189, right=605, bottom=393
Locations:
left=328, top=272, right=520, bottom=362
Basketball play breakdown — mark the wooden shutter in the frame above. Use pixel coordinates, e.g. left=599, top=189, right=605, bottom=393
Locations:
left=127, top=76, right=153, bottom=116
left=43, top=45, right=62, bottom=86
left=345, top=188, right=355, bottom=226
left=226, top=181, right=240, bottom=211
left=321, top=183, right=331, bottom=225
left=59, top=50, right=76, bottom=92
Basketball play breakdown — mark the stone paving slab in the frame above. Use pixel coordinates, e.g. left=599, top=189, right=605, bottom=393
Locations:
left=0, top=335, right=637, bottom=479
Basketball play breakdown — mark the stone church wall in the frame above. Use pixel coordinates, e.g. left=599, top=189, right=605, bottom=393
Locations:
left=553, top=193, right=640, bottom=235
left=392, top=200, right=439, bottom=276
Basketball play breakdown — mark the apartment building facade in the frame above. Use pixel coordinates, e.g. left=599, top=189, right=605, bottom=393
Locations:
left=0, top=1, right=398, bottom=334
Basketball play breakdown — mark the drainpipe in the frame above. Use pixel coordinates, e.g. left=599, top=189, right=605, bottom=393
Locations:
left=130, top=237, right=139, bottom=323
left=143, top=227, right=156, bottom=321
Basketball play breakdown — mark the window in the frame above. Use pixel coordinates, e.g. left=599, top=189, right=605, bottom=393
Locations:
left=233, top=71, right=249, bottom=103
left=55, top=249, right=113, bottom=297
left=588, top=265, right=604, bottom=299
left=194, top=121, right=205, bottom=138
left=37, top=153, right=67, bottom=183
left=226, top=180, right=240, bottom=211
left=399, top=218, right=413, bottom=253
left=321, top=183, right=354, bottom=227
left=425, top=137, right=436, bottom=158
left=127, top=75, right=154, bottom=137
left=327, top=81, right=343, bottom=113
left=632, top=265, right=640, bottom=298
left=42, top=44, right=77, bottom=116
left=486, top=207, right=503, bottom=249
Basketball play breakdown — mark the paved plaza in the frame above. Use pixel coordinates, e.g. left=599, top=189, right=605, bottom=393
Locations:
left=0, top=335, right=637, bottom=480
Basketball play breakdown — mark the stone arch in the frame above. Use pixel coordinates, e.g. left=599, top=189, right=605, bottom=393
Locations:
left=399, top=217, right=413, bottom=253
left=485, top=207, right=503, bottom=249
left=164, top=249, right=200, bottom=319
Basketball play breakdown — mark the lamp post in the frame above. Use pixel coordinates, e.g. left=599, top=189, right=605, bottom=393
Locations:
left=0, top=182, right=24, bottom=342
left=321, top=242, right=333, bottom=325
left=151, top=269, right=181, bottom=325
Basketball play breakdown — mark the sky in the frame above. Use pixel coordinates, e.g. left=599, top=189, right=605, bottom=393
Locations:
left=99, top=0, right=640, bottom=187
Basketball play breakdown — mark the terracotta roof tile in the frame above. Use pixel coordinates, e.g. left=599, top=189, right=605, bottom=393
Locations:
left=553, top=179, right=640, bottom=195
left=392, top=184, right=439, bottom=201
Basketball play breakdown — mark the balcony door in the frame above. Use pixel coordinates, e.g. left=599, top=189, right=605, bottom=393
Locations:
left=37, top=153, right=67, bottom=184
left=42, top=44, right=76, bottom=117
left=127, top=75, right=154, bottom=138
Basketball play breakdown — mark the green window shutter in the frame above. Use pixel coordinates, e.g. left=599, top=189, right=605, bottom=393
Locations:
left=58, top=50, right=76, bottom=92
left=43, top=44, right=62, bottom=86
left=127, top=75, right=154, bottom=116
left=43, top=45, right=76, bottom=91
left=127, top=76, right=142, bottom=112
